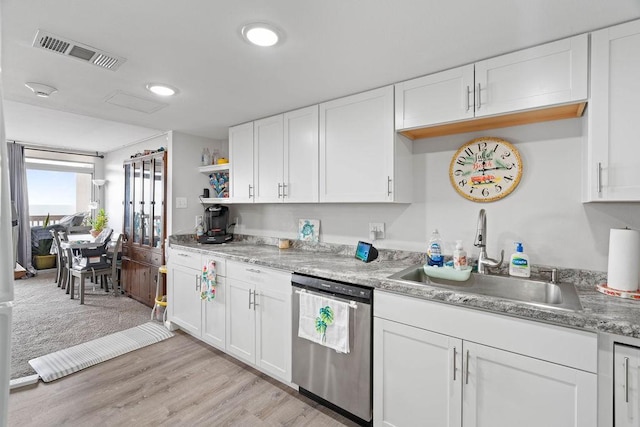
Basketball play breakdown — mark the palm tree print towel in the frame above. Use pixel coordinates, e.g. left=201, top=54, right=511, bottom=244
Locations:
left=298, top=292, right=350, bottom=353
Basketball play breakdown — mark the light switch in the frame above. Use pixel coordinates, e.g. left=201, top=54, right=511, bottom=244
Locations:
left=175, top=197, right=188, bottom=209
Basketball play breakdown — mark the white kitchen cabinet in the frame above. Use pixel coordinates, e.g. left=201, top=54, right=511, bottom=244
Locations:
left=253, top=106, right=320, bottom=203
left=320, top=85, right=412, bottom=203
left=167, top=248, right=227, bottom=351
left=585, top=19, right=640, bottom=201
left=283, top=105, right=319, bottom=203
left=254, top=114, right=284, bottom=203
left=374, top=317, right=462, bottom=427
left=229, top=121, right=254, bottom=202
left=226, top=261, right=292, bottom=382
left=374, top=290, right=597, bottom=427
left=463, top=341, right=597, bottom=427
left=614, top=343, right=640, bottom=427
left=396, top=34, right=588, bottom=136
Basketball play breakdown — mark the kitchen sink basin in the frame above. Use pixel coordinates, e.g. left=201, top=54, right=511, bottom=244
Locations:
left=388, top=264, right=583, bottom=312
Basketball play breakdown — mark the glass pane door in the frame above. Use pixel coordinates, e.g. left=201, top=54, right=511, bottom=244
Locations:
left=152, top=156, right=164, bottom=248
left=133, top=162, right=142, bottom=244
left=142, top=159, right=152, bottom=246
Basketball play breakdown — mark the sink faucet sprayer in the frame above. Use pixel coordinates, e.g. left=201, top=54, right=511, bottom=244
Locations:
left=474, top=209, right=504, bottom=274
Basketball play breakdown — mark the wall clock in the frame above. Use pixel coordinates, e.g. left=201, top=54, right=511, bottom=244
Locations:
left=449, top=136, right=522, bottom=202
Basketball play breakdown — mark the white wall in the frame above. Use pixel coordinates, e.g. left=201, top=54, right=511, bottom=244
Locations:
left=167, top=131, right=226, bottom=235
left=229, top=117, right=640, bottom=272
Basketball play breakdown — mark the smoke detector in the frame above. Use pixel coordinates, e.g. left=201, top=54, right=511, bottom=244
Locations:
left=32, top=29, right=126, bottom=71
left=24, top=82, right=58, bottom=98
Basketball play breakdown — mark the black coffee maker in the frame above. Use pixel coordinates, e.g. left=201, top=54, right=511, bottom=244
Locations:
left=198, top=205, right=233, bottom=244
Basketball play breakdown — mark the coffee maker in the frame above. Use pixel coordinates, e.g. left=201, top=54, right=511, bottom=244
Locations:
left=198, top=205, right=233, bottom=244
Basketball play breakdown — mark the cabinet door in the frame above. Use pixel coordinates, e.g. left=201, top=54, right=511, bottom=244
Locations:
left=373, top=318, right=462, bottom=427
left=395, top=64, right=474, bottom=130
left=225, top=278, right=255, bottom=364
left=168, top=264, right=202, bottom=336
left=319, top=86, right=394, bottom=202
left=586, top=20, right=640, bottom=201
left=463, top=341, right=597, bottom=427
left=283, top=105, right=319, bottom=203
left=202, top=277, right=226, bottom=350
left=475, top=34, right=587, bottom=118
left=255, top=280, right=292, bottom=382
left=229, top=122, right=255, bottom=202
left=254, top=115, right=284, bottom=203
left=614, top=343, right=640, bottom=427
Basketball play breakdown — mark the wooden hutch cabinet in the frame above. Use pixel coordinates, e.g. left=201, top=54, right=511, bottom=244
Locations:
left=122, top=151, right=167, bottom=307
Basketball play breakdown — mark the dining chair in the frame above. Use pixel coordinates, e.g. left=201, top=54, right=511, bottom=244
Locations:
left=107, top=234, right=123, bottom=296
left=50, top=230, right=63, bottom=286
left=67, top=246, right=112, bottom=305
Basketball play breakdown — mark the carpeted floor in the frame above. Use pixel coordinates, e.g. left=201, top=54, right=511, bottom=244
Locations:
left=11, top=270, right=153, bottom=379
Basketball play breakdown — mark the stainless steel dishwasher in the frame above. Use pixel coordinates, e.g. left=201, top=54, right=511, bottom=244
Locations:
left=291, top=273, right=373, bottom=426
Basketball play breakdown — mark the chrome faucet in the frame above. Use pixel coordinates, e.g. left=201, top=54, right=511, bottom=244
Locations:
left=474, top=209, right=504, bottom=274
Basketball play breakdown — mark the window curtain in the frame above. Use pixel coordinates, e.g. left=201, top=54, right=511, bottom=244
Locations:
left=7, top=142, right=35, bottom=276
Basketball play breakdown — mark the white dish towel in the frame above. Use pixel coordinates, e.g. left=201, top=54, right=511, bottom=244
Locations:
left=298, top=291, right=350, bottom=354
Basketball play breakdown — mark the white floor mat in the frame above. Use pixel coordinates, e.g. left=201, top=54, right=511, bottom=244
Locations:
left=29, top=322, right=174, bottom=382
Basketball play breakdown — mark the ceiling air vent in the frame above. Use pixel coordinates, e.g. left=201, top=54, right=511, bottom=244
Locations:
left=32, top=29, right=126, bottom=71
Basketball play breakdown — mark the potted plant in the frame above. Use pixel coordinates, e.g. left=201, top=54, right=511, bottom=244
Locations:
left=33, top=213, right=56, bottom=270
left=89, top=208, right=109, bottom=238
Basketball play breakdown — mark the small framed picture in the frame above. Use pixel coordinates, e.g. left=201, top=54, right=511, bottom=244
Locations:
left=298, top=219, right=320, bottom=242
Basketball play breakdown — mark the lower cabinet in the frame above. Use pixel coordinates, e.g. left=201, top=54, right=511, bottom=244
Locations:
left=167, top=249, right=292, bottom=385
left=226, top=260, right=292, bottom=383
left=374, top=291, right=597, bottom=427
left=123, top=246, right=161, bottom=307
left=167, top=248, right=227, bottom=351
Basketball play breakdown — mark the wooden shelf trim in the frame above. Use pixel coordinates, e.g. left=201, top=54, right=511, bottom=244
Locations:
left=399, top=102, right=587, bottom=140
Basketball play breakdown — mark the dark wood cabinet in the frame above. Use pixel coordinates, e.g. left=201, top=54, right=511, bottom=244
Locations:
left=122, top=151, right=166, bottom=307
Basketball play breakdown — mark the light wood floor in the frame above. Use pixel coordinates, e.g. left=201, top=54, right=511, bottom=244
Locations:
left=8, top=331, right=359, bottom=427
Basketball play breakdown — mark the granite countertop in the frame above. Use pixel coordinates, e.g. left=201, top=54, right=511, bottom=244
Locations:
left=169, top=236, right=640, bottom=339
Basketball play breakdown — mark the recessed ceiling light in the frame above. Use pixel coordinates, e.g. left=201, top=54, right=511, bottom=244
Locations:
left=241, top=23, right=282, bottom=47
left=25, top=82, right=57, bottom=98
left=145, top=83, right=178, bottom=97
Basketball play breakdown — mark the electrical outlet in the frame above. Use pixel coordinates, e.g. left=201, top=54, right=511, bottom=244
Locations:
left=195, top=215, right=203, bottom=227
left=369, top=222, right=385, bottom=239
left=234, top=216, right=240, bottom=226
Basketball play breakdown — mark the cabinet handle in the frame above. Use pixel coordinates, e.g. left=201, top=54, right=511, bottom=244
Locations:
left=596, top=162, right=602, bottom=195
left=253, top=290, right=259, bottom=310
left=465, top=86, right=470, bottom=112
left=453, top=347, right=457, bottom=381
left=476, top=83, right=481, bottom=111
left=248, top=184, right=253, bottom=199
left=278, top=183, right=282, bottom=198
left=387, top=176, right=392, bottom=197
left=246, top=268, right=262, bottom=274
left=282, top=183, right=288, bottom=198
left=248, top=289, right=253, bottom=309
left=195, top=274, right=201, bottom=291
left=177, top=253, right=189, bottom=257
left=465, top=350, right=470, bottom=385
left=625, top=357, right=630, bottom=403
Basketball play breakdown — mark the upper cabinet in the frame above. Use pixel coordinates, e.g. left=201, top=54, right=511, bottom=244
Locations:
left=396, top=34, right=588, bottom=139
left=229, top=122, right=254, bottom=202
left=584, top=20, right=640, bottom=202
left=320, top=86, right=412, bottom=203
left=229, top=105, right=319, bottom=204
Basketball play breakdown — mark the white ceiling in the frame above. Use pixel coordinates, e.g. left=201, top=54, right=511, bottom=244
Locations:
left=2, top=0, right=640, bottom=153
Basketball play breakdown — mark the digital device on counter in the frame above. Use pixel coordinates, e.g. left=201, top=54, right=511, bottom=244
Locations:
left=355, top=241, right=378, bottom=263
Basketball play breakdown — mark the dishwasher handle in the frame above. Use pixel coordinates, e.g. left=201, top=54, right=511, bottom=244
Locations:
left=295, top=288, right=359, bottom=309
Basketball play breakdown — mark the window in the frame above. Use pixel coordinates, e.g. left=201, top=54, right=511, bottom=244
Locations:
left=25, top=157, right=94, bottom=223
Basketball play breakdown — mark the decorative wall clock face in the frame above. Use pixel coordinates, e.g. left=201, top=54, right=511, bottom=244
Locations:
left=449, top=137, right=522, bottom=202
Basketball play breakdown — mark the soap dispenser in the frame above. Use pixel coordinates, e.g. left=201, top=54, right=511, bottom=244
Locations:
left=509, top=242, right=530, bottom=278
left=453, top=240, right=467, bottom=270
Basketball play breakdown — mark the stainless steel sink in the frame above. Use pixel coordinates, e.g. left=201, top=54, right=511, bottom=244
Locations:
left=388, top=264, right=583, bottom=312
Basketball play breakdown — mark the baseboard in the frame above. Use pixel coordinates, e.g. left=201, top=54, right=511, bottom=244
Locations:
left=10, top=374, right=40, bottom=390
